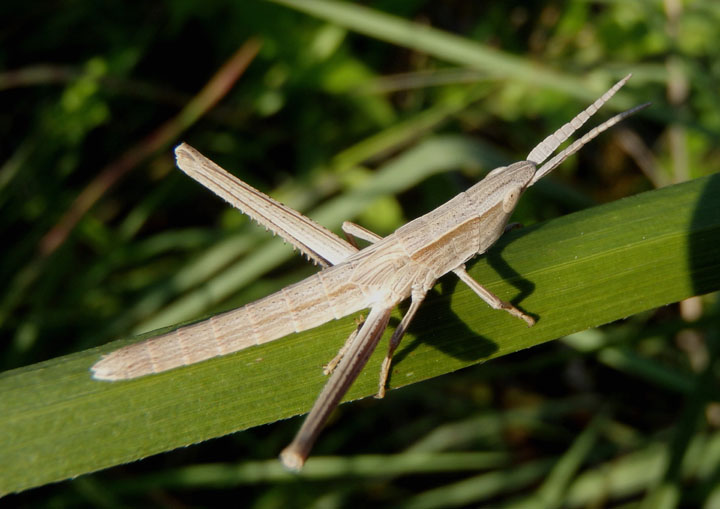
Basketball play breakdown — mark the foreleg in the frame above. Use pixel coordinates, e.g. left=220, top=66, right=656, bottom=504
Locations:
left=453, top=265, right=535, bottom=326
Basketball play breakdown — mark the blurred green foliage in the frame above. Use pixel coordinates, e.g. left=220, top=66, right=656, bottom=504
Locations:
left=1, top=0, right=719, bottom=507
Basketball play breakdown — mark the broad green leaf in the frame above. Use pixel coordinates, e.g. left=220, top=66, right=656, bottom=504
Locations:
left=1, top=174, right=719, bottom=495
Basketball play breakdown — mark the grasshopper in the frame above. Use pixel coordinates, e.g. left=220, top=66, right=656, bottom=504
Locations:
left=92, top=74, right=648, bottom=469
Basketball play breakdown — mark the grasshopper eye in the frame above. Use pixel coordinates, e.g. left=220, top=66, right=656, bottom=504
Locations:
left=502, top=186, right=522, bottom=213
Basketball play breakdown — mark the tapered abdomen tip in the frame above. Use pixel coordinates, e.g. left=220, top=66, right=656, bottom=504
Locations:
left=91, top=355, right=124, bottom=381
left=90, top=346, right=155, bottom=381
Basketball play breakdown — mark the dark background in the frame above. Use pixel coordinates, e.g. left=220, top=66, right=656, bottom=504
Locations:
left=2, top=0, right=719, bottom=507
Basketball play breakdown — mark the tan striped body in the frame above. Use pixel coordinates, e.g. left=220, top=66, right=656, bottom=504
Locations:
left=94, top=266, right=369, bottom=379
left=91, top=164, right=531, bottom=380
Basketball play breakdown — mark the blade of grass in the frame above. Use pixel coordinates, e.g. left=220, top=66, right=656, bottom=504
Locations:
left=1, top=174, right=719, bottom=494
left=269, top=0, right=634, bottom=105
left=331, top=87, right=494, bottom=172
left=640, top=298, right=720, bottom=509
left=523, top=412, right=606, bottom=508
left=106, top=452, right=510, bottom=490
left=405, top=396, right=598, bottom=453
left=565, top=431, right=720, bottom=508
left=563, top=331, right=695, bottom=394
left=38, top=38, right=262, bottom=257
left=402, top=431, right=720, bottom=509
left=0, top=40, right=263, bottom=337
left=399, top=459, right=557, bottom=509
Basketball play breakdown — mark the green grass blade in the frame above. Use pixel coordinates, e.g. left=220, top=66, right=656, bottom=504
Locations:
left=563, top=331, right=695, bottom=394
left=1, top=174, right=719, bottom=495
left=102, top=452, right=509, bottom=491
left=268, top=0, right=632, bottom=104
left=399, top=459, right=556, bottom=509
left=529, top=412, right=605, bottom=508
left=564, top=432, right=720, bottom=508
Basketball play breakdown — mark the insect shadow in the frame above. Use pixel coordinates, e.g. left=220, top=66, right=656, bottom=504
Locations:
left=386, top=228, right=536, bottom=387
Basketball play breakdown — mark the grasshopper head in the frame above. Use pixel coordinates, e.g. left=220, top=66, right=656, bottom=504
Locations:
left=464, top=160, right=535, bottom=223
left=485, top=160, right=536, bottom=214
left=477, top=75, right=648, bottom=203
left=461, top=161, right=536, bottom=256
left=465, top=76, right=647, bottom=257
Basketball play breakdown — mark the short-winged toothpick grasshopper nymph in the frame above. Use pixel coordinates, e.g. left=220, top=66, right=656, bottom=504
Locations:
left=93, top=74, right=648, bottom=470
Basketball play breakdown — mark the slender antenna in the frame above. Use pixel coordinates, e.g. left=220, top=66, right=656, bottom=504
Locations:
left=526, top=74, right=632, bottom=165
left=530, top=102, right=650, bottom=185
